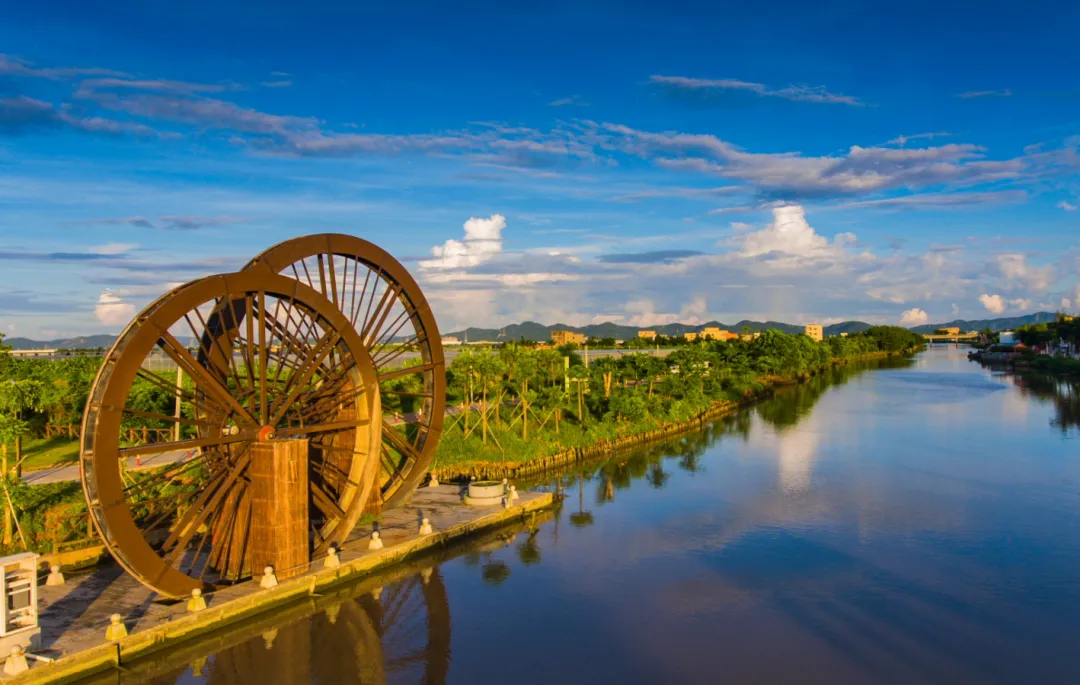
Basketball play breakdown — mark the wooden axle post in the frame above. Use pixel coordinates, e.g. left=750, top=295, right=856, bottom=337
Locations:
left=248, top=438, right=310, bottom=581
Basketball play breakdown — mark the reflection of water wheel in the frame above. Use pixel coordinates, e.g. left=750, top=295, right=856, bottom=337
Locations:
left=79, top=272, right=381, bottom=598
left=206, top=567, right=452, bottom=685
left=239, top=235, right=445, bottom=508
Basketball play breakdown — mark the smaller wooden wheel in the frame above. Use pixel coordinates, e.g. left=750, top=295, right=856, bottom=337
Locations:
left=80, top=272, right=381, bottom=598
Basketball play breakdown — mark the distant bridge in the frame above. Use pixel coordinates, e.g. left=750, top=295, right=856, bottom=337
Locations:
left=921, top=333, right=978, bottom=344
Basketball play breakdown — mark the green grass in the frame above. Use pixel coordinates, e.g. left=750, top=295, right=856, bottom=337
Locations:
left=18, top=436, right=80, bottom=472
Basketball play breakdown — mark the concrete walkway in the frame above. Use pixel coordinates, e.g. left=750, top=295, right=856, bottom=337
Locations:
left=17, top=486, right=552, bottom=683
left=22, top=448, right=195, bottom=485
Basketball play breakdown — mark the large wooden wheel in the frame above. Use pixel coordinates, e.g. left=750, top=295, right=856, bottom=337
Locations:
left=79, top=272, right=382, bottom=598
left=239, top=234, right=445, bottom=508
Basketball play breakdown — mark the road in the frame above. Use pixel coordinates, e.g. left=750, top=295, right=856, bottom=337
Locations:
left=22, top=448, right=198, bottom=485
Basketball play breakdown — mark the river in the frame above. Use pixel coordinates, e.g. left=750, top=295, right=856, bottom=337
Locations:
left=93, top=348, right=1080, bottom=684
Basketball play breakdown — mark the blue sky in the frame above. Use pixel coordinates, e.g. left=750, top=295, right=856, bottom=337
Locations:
left=1, top=0, right=1078, bottom=338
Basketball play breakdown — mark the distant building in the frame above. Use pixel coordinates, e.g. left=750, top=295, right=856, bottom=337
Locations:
left=701, top=327, right=738, bottom=341
left=840, top=332, right=849, bottom=337
left=638, top=330, right=657, bottom=340
left=441, top=336, right=461, bottom=346
left=8, top=349, right=57, bottom=358
left=999, top=331, right=1016, bottom=345
left=551, top=330, right=586, bottom=346
left=804, top=324, right=823, bottom=342
left=740, top=332, right=760, bottom=341
left=684, top=332, right=699, bottom=342
left=938, top=327, right=961, bottom=335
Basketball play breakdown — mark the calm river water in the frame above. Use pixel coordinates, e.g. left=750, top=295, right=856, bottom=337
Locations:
left=102, top=348, right=1080, bottom=685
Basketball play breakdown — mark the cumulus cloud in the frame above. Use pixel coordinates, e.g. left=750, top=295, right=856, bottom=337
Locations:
left=420, top=214, right=507, bottom=269
left=979, top=293, right=1007, bottom=314
left=1058, top=200, right=1077, bottom=211
left=650, top=75, right=865, bottom=106
left=623, top=295, right=709, bottom=327
left=899, top=308, right=929, bottom=326
left=995, top=253, right=1054, bottom=292
left=1009, top=298, right=1033, bottom=310
left=95, top=289, right=136, bottom=326
left=735, top=204, right=866, bottom=272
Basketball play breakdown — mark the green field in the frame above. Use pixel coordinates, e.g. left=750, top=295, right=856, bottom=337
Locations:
left=18, top=436, right=80, bottom=472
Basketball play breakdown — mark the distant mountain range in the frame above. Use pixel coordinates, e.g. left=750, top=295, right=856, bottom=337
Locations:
left=4, top=335, right=116, bottom=351
left=447, top=312, right=1061, bottom=342
left=446, top=319, right=868, bottom=343
left=2, top=312, right=1061, bottom=350
left=908, top=312, right=1059, bottom=334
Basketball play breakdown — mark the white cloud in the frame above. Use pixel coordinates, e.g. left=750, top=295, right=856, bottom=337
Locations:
left=1058, top=200, right=1077, bottom=211
left=622, top=295, right=709, bottom=327
left=899, top=308, right=929, bottom=326
left=979, top=293, right=1007, bottom=314
left=996, top=253, right=1054, bottom=292
left=420, top=214, right=506, bottom=269
left=649, top=75, right=865, bottom=106
left=1009, top=298, right=1033, bottom=310
left=94, top=289, right=135, bottom=326
left=735, top=204, right=866, bottom=272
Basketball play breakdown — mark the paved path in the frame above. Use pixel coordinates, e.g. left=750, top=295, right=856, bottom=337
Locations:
left=22, top=448, right=196, bottom=485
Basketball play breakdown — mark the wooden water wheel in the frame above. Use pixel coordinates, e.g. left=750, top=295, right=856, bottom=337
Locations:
left=79, top=271, right=382, bottom=598
left=239, top=234, right=445, bottom=508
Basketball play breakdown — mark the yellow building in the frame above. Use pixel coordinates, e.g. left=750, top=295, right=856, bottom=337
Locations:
left=939, top=327, right=961, bottom=335
left=684, top=332, right=699, bottom=342
left=701, top=327, right=738, bottom=341
left=638, top=330, right=657, bottom=339
left=551, top=330, right=586, bottom=346
left=804, top=324, right=823, bottom=342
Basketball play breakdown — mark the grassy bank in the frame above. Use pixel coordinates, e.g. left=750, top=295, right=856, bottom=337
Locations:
left=431, top=347, right=917, bottom=481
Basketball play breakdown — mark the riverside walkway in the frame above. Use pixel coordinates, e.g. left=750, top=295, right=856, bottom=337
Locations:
left=11, top=485, right=554, bottom=684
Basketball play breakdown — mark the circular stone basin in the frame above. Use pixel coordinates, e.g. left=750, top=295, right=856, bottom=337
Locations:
left=468, top=481, right=504, bottom=498
left=464, top=480, right=505, bottom=506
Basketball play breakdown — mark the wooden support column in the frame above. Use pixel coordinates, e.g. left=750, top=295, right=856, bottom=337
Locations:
left=249, top=438, right=310, bottom=581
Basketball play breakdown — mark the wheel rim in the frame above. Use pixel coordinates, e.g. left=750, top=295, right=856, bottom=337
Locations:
left=80, top=271, right=381, bottom=598
left=240, top=234, right=445, bottom=508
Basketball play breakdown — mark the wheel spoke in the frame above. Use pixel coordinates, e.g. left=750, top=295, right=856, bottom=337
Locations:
left=378, top=361, right=439, bottom=383
left=157, top=331, right=257, bottom=427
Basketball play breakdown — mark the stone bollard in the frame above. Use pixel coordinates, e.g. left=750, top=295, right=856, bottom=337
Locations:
left=46, top=563, right=65, bottom=587
left=428, top=474, right=439, bottom=488
left=324, top=546, right=341, bottom=569
left=260, top=565, right=279, bottom=589
left=187, top=588, right=207, bottom=613
left=419, top=517, right=433, bottom=535
left=3, top=646, right=29, bottom=676
left=509, top=485, right=520, bottom=501
left=368, top=531, right=384, bottom=550
left=106, top=614, right=128, bottom=641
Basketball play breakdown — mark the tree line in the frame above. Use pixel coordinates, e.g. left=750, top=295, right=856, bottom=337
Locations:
left=430, top=326, right=925, bottom=468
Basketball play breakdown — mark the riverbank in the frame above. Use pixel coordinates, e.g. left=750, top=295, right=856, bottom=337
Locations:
left=7, top=486, right=555, bottom=684
left=432, top=348, right=917, bottom=482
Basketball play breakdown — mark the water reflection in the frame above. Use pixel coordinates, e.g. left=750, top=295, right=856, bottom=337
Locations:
left=1011, top=372, right=1080, bottom=433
